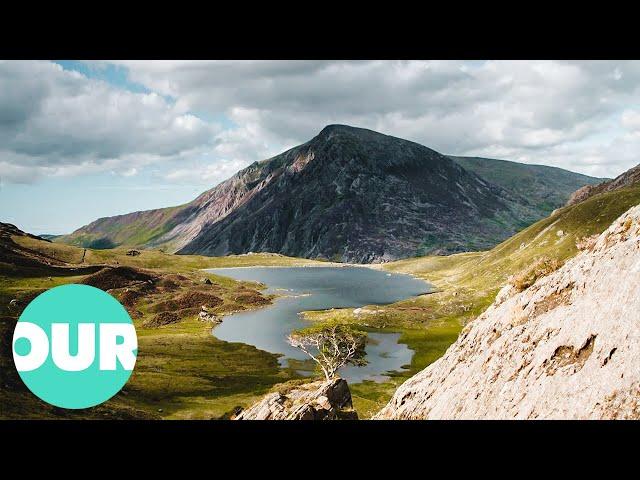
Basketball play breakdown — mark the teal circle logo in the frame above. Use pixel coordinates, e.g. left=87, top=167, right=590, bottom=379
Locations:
left=12, top=284, right=137, bottom=409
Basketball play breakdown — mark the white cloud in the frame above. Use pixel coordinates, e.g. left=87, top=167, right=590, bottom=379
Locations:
left=109, top=60, right=640, bottom=178
left=164, top=158, right=248, bottom=185
left=0, top=61, right=220, bottom=183
left=621, top=110, right=640, bottom=131
left=3, top=60, right=640, bottom=186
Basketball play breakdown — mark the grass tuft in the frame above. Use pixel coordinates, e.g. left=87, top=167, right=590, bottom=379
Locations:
left=509, top=257, right=564, bottom=292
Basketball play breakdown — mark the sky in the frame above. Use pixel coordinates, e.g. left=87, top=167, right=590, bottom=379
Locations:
left=1, top=60, right=640, bottom=234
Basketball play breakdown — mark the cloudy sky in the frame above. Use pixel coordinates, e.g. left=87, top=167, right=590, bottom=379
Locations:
left=1, top=60, right=639, bottom=234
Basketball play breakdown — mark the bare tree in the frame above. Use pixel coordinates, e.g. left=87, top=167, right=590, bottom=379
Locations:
left=287, top=324, right=367, bottom=381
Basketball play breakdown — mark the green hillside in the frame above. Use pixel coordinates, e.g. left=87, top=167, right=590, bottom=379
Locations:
left=58, top=205, right=189, bottom=250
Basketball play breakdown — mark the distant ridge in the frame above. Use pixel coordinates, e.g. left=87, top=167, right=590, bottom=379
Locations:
left=449, top=155, right=607, bottom=216
left=566, top=163, right=640, bottom=206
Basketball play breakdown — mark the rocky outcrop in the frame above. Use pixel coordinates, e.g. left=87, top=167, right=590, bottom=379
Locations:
left=235, top=378, right=358, bottom=420
left=567, top=163, right=640, bottom=206
left=375, top=204, right=640, bottom=419
left=61, top=125, right=600, bottom=263
left=198, top=306, right=219, bottom=323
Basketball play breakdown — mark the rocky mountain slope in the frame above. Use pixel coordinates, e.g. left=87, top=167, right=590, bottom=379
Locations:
left=61, top=125, right=601, bottom=263
left=567, top=163, right=640, bottom=206
left=375, top=203, right=640, bottom=419
left=450, top=156, right=606, bottom=216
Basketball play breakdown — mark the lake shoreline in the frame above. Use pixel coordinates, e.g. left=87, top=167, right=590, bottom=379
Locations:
left=204, top=259, right=433, bottom=281
left=208, top=262, right=375, bottom=270
left=205, top=265, right=432, bottom=384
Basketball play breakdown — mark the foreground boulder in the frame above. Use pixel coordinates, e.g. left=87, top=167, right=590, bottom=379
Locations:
left=235, top=378, right=358, bottom=420
left=375, top=203, right=640, bottom=420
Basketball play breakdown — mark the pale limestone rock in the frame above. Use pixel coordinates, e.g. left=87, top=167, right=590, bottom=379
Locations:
left=198, top=306, right=219, bottom=323
left=234, top=378, right=357, bottom=420
left=494, top=284, right=516, bottom=306
left=375, top=204, right=640, bottom=420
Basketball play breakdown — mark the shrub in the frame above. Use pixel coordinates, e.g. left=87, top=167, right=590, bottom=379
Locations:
left=509, top=257, right=564, bottom=292
left=287, top=324, right=367, bottom=381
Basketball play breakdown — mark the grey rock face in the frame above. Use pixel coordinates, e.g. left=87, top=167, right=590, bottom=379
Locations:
left=234, top=378, right=357, bottom=420
left=178, top=125, right=532, bottom=262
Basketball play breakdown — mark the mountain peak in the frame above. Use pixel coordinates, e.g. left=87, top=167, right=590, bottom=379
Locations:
left=312, top=125, right=435, bottom=161
left=61, top=127, right=604, bottom=263
left=318, top=124, right=366, bottom=134
left=316, top=124, right=388, bottom=140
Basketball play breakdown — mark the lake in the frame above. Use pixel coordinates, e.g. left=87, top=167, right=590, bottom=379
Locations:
left=206, top=266, right=432, bottom=383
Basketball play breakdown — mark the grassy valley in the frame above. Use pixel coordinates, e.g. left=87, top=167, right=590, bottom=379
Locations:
left=0, top=231, right=326, bottom=419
